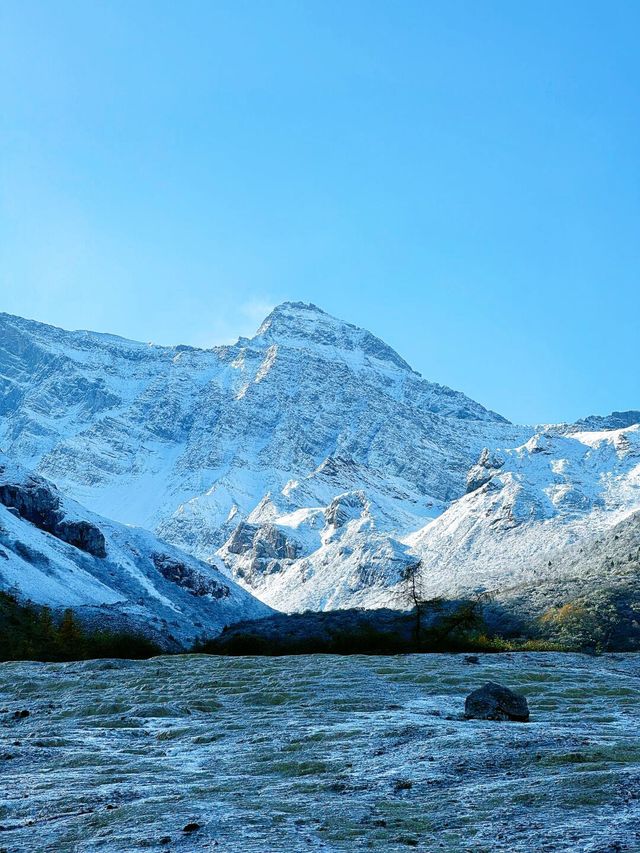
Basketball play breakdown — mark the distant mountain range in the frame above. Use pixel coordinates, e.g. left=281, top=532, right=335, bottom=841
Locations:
left=0, top=302, right=638, bottom=641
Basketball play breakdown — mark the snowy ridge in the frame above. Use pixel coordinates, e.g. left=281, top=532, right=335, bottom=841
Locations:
left=405, top=425, right=640, bottom=604
left=0, top=452, right=272, bottom=645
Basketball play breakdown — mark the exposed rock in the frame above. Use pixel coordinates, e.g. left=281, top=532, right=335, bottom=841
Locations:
left=224, top=521, right=300, bottom=583
left=572, top=410, right=640, bottom=431
left=253, top=525, right=299, bottom=561
left=324, top=491, right=368, bottom=528
left=464, top=682, right=529, bottom=722
left=0, top=476, right=106, bottom=558
left=55, top=519, right=107, bottom=559
left=226, top=522, right=298, bottom=560
left=13, top=709, right=30, bottom=720
left=0, top=479, right=61, bottom=532
left=465, top=449, right=504, bottom=494
left=13, top=540, right=49, bottom=566
left=152, top=553, right=229, bottom=599
left=225, top=522, right=259, bottom=556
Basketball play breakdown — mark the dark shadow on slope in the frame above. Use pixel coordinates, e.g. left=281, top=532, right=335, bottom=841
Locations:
left=195, top=600, right=563, bottom=656
left=3, top=588, right=638, bottom=661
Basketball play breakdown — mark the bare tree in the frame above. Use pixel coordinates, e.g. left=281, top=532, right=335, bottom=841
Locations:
left=399, top=560, right=427, bottom=644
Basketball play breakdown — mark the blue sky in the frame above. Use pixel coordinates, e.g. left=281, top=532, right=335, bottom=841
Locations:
left=1, top=0, right=638, bottom=424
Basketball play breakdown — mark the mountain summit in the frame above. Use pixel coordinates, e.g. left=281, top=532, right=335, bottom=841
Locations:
left=253, top=301, right=414, bottom=372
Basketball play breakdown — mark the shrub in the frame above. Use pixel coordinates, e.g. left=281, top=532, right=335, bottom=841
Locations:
left=0, top=592, right=161, bottom=661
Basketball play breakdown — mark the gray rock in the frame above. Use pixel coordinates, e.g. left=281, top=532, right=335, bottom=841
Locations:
left=226, top=522, right=298, bottom=561
left=465, top=449, right=504, bottom=494
left=572, top=410, right=640, bottom=431
left=464, top=682, right=529, bottom=722
left=152, top=553, right=229, bottom=599
left=55, top=519, right=107, bottom=559
left=0, top=477, right=106, bottom=558
left=324, top=490, right=367, bottom=528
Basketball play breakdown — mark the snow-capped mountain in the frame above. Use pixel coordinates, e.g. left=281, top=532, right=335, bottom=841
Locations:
left=0, top=303, right=531, bottom=605
left=0, top=452, right=272, bottom=646
left=0, top=302, right=637, bottom=617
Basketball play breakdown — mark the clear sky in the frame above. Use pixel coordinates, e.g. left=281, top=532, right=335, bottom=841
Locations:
left=1, top=1, right=638, bottom=425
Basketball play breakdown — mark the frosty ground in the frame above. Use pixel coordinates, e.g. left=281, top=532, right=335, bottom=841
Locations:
left=1, top=653, right=639, bottom=852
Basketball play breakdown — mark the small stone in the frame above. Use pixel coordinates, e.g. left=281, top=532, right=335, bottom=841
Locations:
left=395, top=836, right=419, bottom=847
left=464, top=682, right=529, bottom=722
left=463, top=655, right=479, bottom=664
left=182, top=822, right=201, bottom=834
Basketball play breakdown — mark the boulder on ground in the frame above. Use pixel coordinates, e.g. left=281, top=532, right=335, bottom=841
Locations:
left=464, top=682, right=529, bottom=722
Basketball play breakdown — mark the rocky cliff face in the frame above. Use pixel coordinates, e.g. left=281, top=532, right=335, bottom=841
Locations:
left=0, top=472, right=107, bottom=558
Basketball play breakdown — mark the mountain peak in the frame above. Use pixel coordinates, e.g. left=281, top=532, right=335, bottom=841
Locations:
left=252, top=301, right=413, bottom=372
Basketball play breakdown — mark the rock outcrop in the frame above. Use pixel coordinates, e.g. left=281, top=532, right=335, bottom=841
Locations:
left=0, top=473, right=106, bottom=558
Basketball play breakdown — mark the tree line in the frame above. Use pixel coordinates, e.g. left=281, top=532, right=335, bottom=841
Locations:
left=0, top=591, right=161, bottom=661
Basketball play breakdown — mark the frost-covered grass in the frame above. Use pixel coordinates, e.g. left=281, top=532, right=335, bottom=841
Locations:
left=1, top=653, right=639, bottom=851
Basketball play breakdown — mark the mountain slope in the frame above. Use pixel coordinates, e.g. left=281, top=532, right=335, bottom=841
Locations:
left=495, top=508, right=640, bottom=649
left=406, top=425, right=640, bottom=607
left=0, top=453, right=272, bottom=646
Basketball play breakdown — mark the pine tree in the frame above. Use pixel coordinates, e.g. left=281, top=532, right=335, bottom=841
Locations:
left=57, top=609, right=84, bottom=657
